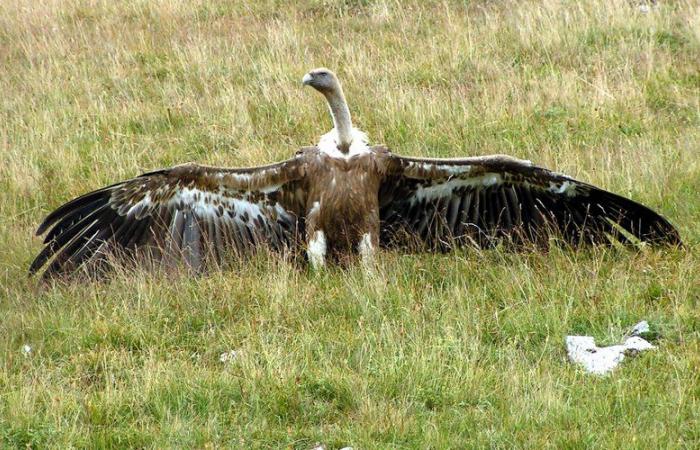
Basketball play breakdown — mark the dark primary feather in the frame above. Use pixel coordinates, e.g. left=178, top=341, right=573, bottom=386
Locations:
left=31, top=159, right=308, bottom=279
left=378, top=154, right=681, bottom=250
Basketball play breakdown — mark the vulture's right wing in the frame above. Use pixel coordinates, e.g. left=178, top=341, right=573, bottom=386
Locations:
left=31, top=151, right=313, bottom=279
left=378, top=153, right=681, bottom=250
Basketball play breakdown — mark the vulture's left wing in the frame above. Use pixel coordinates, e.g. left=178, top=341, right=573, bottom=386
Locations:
left=31, top=154, right=311, bottom=279
left=378, top=153, right=681, bottom=250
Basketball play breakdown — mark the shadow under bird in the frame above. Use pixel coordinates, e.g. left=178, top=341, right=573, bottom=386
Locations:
left=30, top=68, right=682, bottom=278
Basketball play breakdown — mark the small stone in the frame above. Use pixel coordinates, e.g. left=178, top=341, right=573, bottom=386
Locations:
left=623, top=336, right=655, bottom=352
left=630, top=321, right=650, bottom=337
left=219, top=350, right=239, bottom=363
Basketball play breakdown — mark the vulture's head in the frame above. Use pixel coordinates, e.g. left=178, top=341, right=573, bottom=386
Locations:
left=302, top=68, right=341, bottom=95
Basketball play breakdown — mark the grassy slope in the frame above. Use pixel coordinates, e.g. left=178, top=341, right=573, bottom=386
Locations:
left=1, top=0, right=699, bottom=447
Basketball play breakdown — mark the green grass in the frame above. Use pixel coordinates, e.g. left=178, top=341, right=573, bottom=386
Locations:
left=1, top=0, right=699, bottom=447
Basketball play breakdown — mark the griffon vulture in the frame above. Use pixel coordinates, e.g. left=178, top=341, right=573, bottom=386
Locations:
left=29, top=68, right=681, bottom=278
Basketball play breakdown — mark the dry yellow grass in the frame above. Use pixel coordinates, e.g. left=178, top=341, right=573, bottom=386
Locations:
left=1, top=0, right=698, bottom=447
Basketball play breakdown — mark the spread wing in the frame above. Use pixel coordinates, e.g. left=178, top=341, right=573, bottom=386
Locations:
left=378, top=153, right=681, bottom=250
left=30, top=152, right=311, bottom=278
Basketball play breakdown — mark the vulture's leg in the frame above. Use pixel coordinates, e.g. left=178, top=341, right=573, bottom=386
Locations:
left=358, top=232, right=376, bottom=266
left=308, top=230, right=327, bottom=269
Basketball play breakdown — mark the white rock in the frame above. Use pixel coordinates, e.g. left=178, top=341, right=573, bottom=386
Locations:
left=630, top=320, right=650, bottom=336
left=219, top=350, right=239, bottom=363
left=566, top=334, right=655, bottom=375
left=637, top=0, right=658, bottom=13
left=622, top=336, right=656, bottom=353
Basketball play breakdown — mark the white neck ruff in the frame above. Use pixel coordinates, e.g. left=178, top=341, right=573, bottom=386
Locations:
left=317, top=128, right=371, bottom=159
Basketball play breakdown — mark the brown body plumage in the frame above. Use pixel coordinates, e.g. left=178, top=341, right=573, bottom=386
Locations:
left=29, top=68, right=681, bottom=278
left=304, top=147, right=387, bottom=262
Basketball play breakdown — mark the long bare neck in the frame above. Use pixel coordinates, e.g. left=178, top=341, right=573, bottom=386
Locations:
left=323, top=86, right=353, bottom=153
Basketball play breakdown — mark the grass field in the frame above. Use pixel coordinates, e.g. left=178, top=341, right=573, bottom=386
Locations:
left=1, top=0, right=699, bottom=447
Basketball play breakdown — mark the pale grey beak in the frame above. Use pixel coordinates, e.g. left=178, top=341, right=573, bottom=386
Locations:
left=302, top=73, right=313, bottom=85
